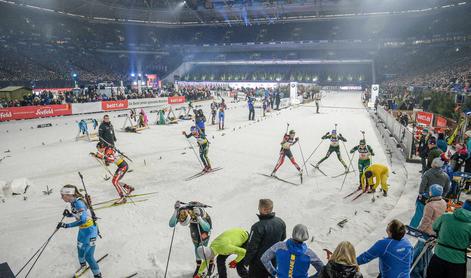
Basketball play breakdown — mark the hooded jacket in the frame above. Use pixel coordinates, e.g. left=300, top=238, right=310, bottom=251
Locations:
left=419, top=167, right=450, bottom=196
left=318, top=261, right=363, bottom=278
left=418, top=197, right=447, bottom=236
left=261, top=238, right=324, bottom=278
left=433, top=208, right=471, bottom=264
left=245, top=212, right=286, bottom=267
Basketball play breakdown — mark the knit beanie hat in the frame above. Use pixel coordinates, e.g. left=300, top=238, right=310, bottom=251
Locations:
left=429, top=184, right=443, bottom=197
left=292, top=224, right=309, bottom=242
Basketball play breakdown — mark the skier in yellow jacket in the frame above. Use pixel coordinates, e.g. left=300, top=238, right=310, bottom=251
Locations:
left=195, top=227, right=249, bottom=278
left=361, top=163, right=389, bottom=197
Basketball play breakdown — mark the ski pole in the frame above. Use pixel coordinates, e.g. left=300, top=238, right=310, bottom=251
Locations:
left=297, top=140, right=309, bottom=176
left=340, top=152, right=356, bottom=192
left=185, top=137, right=204, bottom=169
left=302, top=140, right=323, bottom=169
left=341, top=140, right=356, bottom=174
left=78, top=172, right=102, bottom=238
left=16, top=215, right=65, bottom=278
left=164, top=225, right=177, bottom=278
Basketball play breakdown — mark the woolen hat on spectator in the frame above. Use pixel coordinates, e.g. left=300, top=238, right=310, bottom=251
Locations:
left=429, top=184, right=444, bottom=197
left=465, top=130, right=471, bottom=138
left=292, top=224, right=309, bottom=242
left=431, top=157, right=444, bottom=168
left=428, top=136, right=436, bottom=145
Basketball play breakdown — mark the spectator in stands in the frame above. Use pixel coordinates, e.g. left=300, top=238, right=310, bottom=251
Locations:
left=245, top=199, right=286, bottom=278
left=356, top=219, right=413, bottom=278
left=464, top=130, right=471, bottom=173
left=411, top=184, right=447, bottom=278
left=426, top=137, right=442, bottom=171
left=318, top=241, right=363, bottom=278
left=437, top=133, right=447, bottom=152
left=426, top=199, right=471, bottom=278
left=417, top=128, right=430, bottom=173
left=410, top=158, right=450, bottom=228
left=261, top=224, right=324, bottom=277
left=98, top=115, right=116, bottom=147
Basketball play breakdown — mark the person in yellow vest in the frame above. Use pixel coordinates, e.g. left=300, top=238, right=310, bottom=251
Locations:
left=361, top=163, right=389, bottom=197
left=195, top=227, right=249, bottom=278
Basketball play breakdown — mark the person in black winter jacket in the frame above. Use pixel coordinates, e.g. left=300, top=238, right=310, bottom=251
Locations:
left=319, top=241, right=363, bottom=278
left=245, top=199, right=286, bottom=278
left=417, top=128, right=430, bottom=173
left=98, top=114, right=117, bottom=147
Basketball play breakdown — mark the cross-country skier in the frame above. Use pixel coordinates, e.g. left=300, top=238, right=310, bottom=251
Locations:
left=183, top=126, right=212, bottom=172
left=350, top=139, right=375, bottom=184
left=218, top=99, right=227, bottom=130
left=314, top=129, right=348, bottom=171
left=210, top=100, right=218, bottom=125
left=169, top=201, right=214, bottom=277
left=271, top=130, right=302, bottom=177
left=92, top=143, right=134, bottom=204
left=57, top=185, right=102, bottom=278
left=361, top=163, right=389, bottom=196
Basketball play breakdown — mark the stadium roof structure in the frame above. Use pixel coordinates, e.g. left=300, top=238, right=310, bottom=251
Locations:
left=1, top=0, right=467, bottom=25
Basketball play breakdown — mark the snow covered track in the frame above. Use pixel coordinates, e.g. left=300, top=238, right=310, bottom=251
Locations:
left=0, top=92, right=418, bottom=277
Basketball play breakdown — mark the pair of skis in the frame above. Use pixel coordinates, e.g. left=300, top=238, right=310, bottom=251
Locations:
left=258, top=173, right=302, bottom=186
left=93, top=191, right=158, bottom=210
left=74, top=253, right=137, bottom=278
left=185, top=167, right=223, bottom=181
left=311, top=163, right=352, bottom=178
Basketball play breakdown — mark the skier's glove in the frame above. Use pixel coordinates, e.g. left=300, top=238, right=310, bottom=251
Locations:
left=182, top=131, right=187, bottom=136
left=229, top=260, right=238, bottom=268
left=56, top=222, right=67, bottom=229
left=325, top=132, right=330, bottom=136
left=294, top=137, right=299, bottom=142
left=63, top=209, right=72, bottom=217
left=174, top=201, right=181, bottom=209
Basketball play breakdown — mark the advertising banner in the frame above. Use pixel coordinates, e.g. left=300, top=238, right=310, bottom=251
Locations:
left=128, top=98, right=167, bottom=109
left=101, top=100, right=128, bottom=111
left=168, top=96, right=186, bottom=104
left=71, top=102, right=102, bottom=114
left=0, top=104, right=72, bottom=121
left=32, top=88, right=74, bottom=94
left=435, top=116, right=447, bottom=128
left=416, top=111, right=434, bottom=126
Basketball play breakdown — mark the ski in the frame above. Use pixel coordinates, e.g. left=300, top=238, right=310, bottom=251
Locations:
left=185, top=167, right=223, bottom=181
left=300, top=172, right=303, bottom=184
left=343, top=188, right=361, bottom=199
left=124, top=273, right=138, bottom=278
left=310, top=163, right=327, bottom=176
left=94, top=198, right=149, bottom=210
left=93, top=191, right=158, bottom=206
left=258, top=173, right=300, bottom=186
left=351, top=191, right=366, bottom=201
left=74, top=253, right=109, bottom=278
left=331, top=170, right=354, bottom=178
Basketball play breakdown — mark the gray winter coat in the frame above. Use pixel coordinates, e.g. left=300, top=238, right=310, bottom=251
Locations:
left=419, top=168, right=450, bottom=196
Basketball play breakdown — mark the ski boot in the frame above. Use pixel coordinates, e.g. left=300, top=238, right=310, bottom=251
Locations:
left=124, top=184, right=135, bottom=196
left=368, top=188, right=376, bottom=194
left=270, top=170, right=277, bottom=177
left=203, top=166, right=212, bottom=172
left=94, top=273, right=102, bottom=278
left=383, top=191, right=388, bottom=197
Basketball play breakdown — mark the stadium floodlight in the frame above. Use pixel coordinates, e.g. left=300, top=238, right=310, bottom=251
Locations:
left=138, top=73, right=142, bottom=77
left=72, top=73, right=77, bottom=78
left=131, top=73, right=136, bottom=77
left=133, top=81, right=138, bottom=85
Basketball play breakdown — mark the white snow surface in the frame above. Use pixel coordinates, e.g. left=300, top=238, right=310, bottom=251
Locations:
left=0, top=92, right=423, bottom=277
